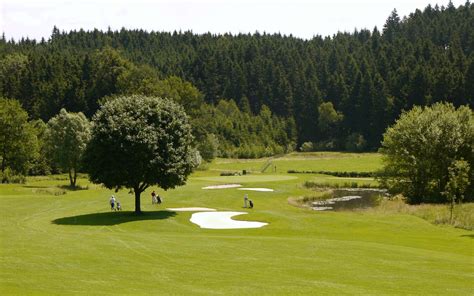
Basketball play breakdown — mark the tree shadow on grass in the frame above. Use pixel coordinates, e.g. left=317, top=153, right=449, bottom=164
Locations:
left=52, top=210, right=176, bottom=226
left=460, top=234, right=474, bottom=239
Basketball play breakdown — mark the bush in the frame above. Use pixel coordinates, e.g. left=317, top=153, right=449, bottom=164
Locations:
left=220, top=171, right=241, bottom=176
left=345, top=133, right=367, bottom=152
left=198, top=133, right=219, bottom=162
left=0, top=168, right=26, bottom=184
left=300, top=142, right=314, bottom=152
left=312, top=139, right=341, bottom=151
left=303, top=180, right=379, bottom=189
left=288, top=170, right=375, bottom=178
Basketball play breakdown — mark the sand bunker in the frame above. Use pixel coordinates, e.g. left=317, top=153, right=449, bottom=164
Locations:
left=190, top=211, right=268, bottom=229
left=238, top=188, right=274, bottom=192
left=202, top=184, right=242, bottom=189
left=166, top=207, right=216, bottom=212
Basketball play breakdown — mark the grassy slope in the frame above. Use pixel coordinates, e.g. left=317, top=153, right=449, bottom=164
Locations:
left=1, top=153, right=473, bottom=295
left=212, top=152, right=383, bottom=173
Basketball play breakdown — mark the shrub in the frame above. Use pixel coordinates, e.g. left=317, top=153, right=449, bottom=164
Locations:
left=220, top=171, right=240, bottom=176
left=0, top=168, right=26, bottom=184
left=300, top=142, right=314, bottom=152
left=345, top=133, right=367, bottom=152
left=287, top=170, right=375, bottom=178
left=304, top=180, right=379, bottom=189
left=198, top=133, right=219, bottom=162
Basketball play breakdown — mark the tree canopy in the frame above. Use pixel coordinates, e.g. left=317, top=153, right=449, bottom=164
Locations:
left=46, top=108, right=91, bottom=187
left=83, top=95, right=197, bottom=213
left=379, top=102, right=473, bottom=204
left=0, top=98, right=38, bottom=179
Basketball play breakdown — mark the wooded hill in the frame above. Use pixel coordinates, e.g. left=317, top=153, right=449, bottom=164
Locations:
left=1, top=1, right=473, bottom=157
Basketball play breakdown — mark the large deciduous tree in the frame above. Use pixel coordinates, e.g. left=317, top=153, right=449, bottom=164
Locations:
left=379, top=103, right=473, bottom=204
left=46, top=109, right=91, bottom=187
left=0, top=98, right=38, bottom=178
left=83, top=95, right=197, bottom=214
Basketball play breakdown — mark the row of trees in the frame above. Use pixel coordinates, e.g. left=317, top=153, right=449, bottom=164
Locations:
left=0, top=92, right=295, bottom=186
left=0, top=45, right=296, bottom=158
left=3, top=98, right=471, bottom=212
left=0, top=98, right=90, bottom=185
left=0, top=96, right=197, bottom=213
left=2, top=2, right=472, bottom=150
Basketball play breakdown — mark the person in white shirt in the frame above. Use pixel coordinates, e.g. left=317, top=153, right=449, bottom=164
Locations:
left=110, top=195, right=116, bottom=210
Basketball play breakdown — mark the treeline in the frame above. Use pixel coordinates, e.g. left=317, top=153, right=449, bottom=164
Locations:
left=1, top=1, right=473, bottom=154
left=193, top=100, right=296, bottom=158
left=0, top=47, right=296, bottom=158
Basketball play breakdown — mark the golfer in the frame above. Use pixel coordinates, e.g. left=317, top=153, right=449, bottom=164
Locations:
left=110, top=195, right=116, bottom=210
left=244, top=194, right=248, bottom=208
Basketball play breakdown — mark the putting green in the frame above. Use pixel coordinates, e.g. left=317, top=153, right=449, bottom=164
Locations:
left=193, top=174, right=297, bottom=183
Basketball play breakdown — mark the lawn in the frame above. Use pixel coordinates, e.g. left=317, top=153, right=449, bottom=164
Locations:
left=212, top=152, right=383, bottom=173
left=0, top=152, right=472, bottom=295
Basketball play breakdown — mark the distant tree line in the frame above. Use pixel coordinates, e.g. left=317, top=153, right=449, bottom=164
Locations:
left=0, top=1, right=472, bottom=155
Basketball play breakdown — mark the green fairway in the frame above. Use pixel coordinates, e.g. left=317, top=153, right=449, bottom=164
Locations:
left=213, top=152, right=383, bottom=173
left=1, top=153, right=473, bottom=295
left=193, top=174, right=297, bottom=183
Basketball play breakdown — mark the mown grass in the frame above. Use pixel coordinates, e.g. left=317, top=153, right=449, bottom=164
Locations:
left=212, top=152, right=382, bottom=173
left=0, top=152, right=472, bottom=295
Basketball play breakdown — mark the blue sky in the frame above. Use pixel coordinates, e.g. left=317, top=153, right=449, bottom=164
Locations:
left=0, top=0, right=465, bottom=41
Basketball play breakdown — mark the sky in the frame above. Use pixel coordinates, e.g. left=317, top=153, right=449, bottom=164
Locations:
left=0, top=0, right=466, bottom=41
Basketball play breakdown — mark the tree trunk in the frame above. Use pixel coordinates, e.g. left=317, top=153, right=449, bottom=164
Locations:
left=450, top=199, right=454, bottom=224
left=134, top=188, right=142, bottom=214
left=73, top=168, right=77, bottom=188
left=68, top=168, right=76, bottom=188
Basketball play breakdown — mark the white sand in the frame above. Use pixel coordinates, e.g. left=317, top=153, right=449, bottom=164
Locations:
left=166, top=207, right=216, bottom=212
left=202, top=184, right=242, bottom=189
left=190, top=211, right=268, bottom=229
left=237, top=188, right=274, bottom=192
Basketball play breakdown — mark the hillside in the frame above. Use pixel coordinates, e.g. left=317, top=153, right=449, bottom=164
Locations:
left=1, top=1, right=473, bottom=154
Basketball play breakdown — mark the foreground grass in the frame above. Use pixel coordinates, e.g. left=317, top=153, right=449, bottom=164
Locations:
left=1, top=154, right=473, bottom=295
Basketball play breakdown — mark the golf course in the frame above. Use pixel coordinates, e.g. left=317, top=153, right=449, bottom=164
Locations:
left=1, top=152, right=472, bottom=295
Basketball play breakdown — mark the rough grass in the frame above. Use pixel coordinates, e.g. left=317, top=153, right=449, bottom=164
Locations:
left=1, top=154, right=472, bottom=295
left=366, top=198, right=474, bottom=231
